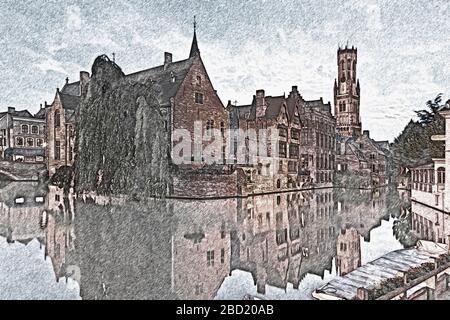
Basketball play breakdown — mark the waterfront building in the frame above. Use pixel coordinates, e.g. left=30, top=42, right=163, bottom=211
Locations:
left=410, top=108, right=450, bottom=244
left=336, top=130, right=389, bottom=187
left=46, top=77, right=84, bottom=176
left=228, top=86, right=336, bottom=193
left=0, top=107, right=46, bottom=163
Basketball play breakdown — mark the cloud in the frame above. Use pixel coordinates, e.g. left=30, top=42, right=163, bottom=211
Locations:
left=66, top=5, right=82, bottom=31
left=34, top=58, right=68, bottom=75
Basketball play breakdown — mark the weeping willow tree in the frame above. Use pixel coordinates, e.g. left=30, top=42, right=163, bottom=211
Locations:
left=74, top=55, right=170, bottom=197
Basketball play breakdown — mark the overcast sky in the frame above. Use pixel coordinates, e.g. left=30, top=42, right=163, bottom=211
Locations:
left=0, top=0, right=448, bottom=141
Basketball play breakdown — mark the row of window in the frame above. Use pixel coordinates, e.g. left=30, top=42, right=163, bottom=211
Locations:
left=19, top=124, right=44, bottom=135
left=16, top=137, right=44, bottom=147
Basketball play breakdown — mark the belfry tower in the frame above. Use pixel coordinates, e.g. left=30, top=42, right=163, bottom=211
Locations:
left=334, top=45, right=361, bottom=137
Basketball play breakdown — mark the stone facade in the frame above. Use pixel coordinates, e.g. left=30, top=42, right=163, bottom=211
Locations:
left=334, top=46, right=361, bottom=137
left=0, top=107, right=46, bottom=163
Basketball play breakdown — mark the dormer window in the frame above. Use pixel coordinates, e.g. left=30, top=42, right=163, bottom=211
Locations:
left=195, top=92, right=204, bottom=104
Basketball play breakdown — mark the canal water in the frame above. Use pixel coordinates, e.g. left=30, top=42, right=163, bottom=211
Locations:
left=0, top=182, right=414, bottom=300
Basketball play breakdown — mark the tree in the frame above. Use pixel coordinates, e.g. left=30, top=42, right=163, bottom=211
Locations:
left=415, top=93, right=444, bottom=125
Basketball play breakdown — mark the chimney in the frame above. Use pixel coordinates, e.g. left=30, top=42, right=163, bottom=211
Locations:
left=363, top=130, right=370, bottom=138
left=8, top=107, right=15, bottom=114
left=255, top=89, right=266, bottom=118
left=80, top=71, right=90, bottom=96
left=164, top=52, right=172, bottom=68
left=66, top=77, right=69, bottom=84
left=40, top=103, right=42, bottom=109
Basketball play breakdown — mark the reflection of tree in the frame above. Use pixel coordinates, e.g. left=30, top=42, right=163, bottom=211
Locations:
left=388, top=187, right=417, bottom=248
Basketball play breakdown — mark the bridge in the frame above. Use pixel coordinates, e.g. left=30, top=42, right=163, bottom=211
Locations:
left=0, top=161, right=46, bottom=181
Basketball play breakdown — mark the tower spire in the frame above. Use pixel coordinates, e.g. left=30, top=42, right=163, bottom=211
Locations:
left=189, top=15, right=200, bottom=58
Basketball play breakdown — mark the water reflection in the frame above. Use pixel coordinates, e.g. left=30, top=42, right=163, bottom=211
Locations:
left=0, top=182, right=413, bottom=300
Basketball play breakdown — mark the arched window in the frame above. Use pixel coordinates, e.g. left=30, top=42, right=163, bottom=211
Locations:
left=21, top=125, right=28, bottom=134
left=31, top=125, right=38, bottom=134
left=26, top=138, right=34, bottom=147
left=54, top=110, right=61, bottom=127
left=16, top=137, right=24, bottom=146
left=437, top=167, right=445, bottom=184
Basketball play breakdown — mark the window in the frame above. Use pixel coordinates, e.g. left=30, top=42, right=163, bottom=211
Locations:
left=55, top=140, right=61, bottom=160
left=16, top=137, right=24, bottom=146
left=21, top=125, right=29, bottom=134
left=31, top=125, right=38, bottom=134
left=291, top=128, right=300, bottom=141
left=437, top=167, right=445, bottom=184
left=36, top=139, right=43, bottom=147
left=195, top=92, right=204, bottom=104
left=206, top=250, right=214, bottom=267
left=279, top=141, right=287, bottom=158
left=54, top=110, right=61, bottom=127
left=221, top=248, right=225, bottom=264
left=289, top=144, right=299, bottom=158
left=55, top=194, right=60, bottom=202
left=220, top=122, right=225, bottom=137
left=196, top=75, right=202, bottom=86
left=26, top=138, right=34, bottom=147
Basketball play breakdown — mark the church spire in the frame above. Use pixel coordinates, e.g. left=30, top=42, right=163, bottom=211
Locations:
left=189, top=15, right=200, bottom=58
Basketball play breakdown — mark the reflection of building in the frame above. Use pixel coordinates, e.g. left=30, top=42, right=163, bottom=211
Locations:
left=44, top=185, right=76, bottom=280
left=0, top=182, right=47, bottom=243
left=0, top=107, right=46, bottom=163
left=231, top=187, right=389, bottom=294
left=171, top=199, right=234, bottom=299
left=336, top=228, right=361, bottom=276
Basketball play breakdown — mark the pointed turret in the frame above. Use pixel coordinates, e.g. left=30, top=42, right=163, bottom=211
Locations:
left=189, top=16, right=200, bottom=58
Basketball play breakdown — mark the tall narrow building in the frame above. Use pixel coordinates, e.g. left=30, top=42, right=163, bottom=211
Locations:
left=334, top=46, right=361, bottom=137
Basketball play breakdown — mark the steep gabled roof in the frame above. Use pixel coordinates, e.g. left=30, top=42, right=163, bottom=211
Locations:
left=59, top=92, right=80, bottom=110
left=126, top=57, right=194, bottom=107
left=264, top=95, right=286, bottom=119
left=61, top=81, right=80, bottom=96
left=35, top=108, right=46, bottom=119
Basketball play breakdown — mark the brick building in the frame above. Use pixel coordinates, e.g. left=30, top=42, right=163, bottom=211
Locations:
left=46, top=77, right=85, bottom=176
left=0, top=107, right=46, bottom=163
left=228, top=85, right=336, bottom=193
left=46, top=25, right=229, bottom=179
